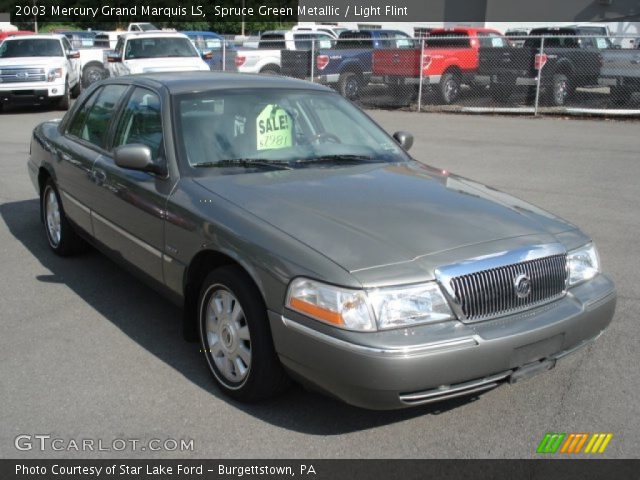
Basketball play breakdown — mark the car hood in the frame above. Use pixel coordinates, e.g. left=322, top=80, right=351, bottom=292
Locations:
left=194, top=161, right=576, bottom=273
left=0, top=57, right=66, bottom=68
left=124, top=57, right=209, bottom=73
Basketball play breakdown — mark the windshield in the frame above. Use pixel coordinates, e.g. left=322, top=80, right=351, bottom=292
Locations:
left=175, top=89, right=409, bottom=172
left=124, top=37, right=198, bottom=59
left=0, top=39, right=63, bottom=58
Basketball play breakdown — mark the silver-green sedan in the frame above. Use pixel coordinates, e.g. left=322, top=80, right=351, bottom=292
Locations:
left=28, top=72, right=616, bottom=409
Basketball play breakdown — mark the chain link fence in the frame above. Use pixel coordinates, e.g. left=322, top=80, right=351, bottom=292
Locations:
left=237, top=34, right=640, bottom=116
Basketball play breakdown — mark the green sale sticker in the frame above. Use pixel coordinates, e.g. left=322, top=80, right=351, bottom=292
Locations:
left=256, top=105, right=293, bottom=151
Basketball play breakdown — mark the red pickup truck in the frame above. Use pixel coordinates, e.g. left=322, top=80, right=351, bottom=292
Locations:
left=372, top=28, right=509, bottom=104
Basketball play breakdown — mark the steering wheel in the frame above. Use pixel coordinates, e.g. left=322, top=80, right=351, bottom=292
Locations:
left=309, top=132, right=342, bottom=144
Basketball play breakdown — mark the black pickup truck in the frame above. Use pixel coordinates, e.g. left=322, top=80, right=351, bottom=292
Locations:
left=478, top=27, right=603, bottom=106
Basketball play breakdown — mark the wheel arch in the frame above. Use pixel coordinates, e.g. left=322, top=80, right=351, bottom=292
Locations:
left=443, top=65, right=463, bottom=78
left=82, top=60, right=106, bottom=72
left=552, top=61, right=574, bottom=77
left=339, top=62, right=364, bottom=78
left=182, top=249, right=267, bottom=342
left=259, top=63, right=281, bottom=74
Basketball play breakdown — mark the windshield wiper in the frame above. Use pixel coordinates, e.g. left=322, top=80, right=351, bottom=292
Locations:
left=193, top=159, right=293, bottom=170
left=294, top=155, right=379, bottom=165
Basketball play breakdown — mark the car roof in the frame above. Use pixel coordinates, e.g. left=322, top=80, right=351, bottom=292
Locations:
left=101, top=71, right=333, bottom=95
left=120, top=31, right=188, bottom=40
left=182, top=31, right=223, bottom=37
left=3, top=34, right=64, bottom=41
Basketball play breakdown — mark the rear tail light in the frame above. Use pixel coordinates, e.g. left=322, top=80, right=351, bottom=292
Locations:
left=316, top=55, right=329, bottom=70
left=235, top=55, right=246, bottom=67
left=534, top=53, right=548, bottom=70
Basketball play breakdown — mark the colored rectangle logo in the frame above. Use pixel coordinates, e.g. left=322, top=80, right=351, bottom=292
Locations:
left=537, top=433, right=613, bottom=454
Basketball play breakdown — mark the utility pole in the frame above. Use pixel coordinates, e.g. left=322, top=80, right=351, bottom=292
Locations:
left=241, top=0, right=245, bottom=36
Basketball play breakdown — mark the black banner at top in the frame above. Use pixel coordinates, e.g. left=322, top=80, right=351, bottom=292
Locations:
left=3, top=0, right=640, bottom=23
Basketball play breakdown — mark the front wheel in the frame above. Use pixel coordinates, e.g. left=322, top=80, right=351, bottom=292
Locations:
left=41, top=179, right=85, bottom=256
left=198, top=266, right=289, bottom=402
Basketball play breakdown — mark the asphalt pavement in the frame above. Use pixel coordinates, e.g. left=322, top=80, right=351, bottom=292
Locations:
left=1, top=104, right=638, bottom=459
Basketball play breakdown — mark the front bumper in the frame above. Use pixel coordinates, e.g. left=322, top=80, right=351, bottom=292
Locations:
left=270, top=274, right=616, bottom=410
left=0, top=81, right=65, bottom=105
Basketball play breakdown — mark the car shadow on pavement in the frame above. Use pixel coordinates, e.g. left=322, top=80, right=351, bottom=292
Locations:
left=1, top=198, right=482, bottom=435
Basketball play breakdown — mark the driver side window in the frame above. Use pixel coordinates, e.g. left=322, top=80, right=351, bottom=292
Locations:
left=113, top=88, right=164, bottom=162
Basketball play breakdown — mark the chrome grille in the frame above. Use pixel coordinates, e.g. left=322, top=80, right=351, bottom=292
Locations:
left=449, top=253, right=567, bottom=321
left=0, top=68, right=46, bottom=83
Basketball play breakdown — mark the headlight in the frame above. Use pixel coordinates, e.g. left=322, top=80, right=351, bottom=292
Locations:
left=286, top=278, right=453, bottom=331
left=47, top=68, right=63, bottom=82
left=368, top=283, right=453, bottom=330
left=286, top=278, right=375, bottom=331
left=567, top=243, right=600, bottom=287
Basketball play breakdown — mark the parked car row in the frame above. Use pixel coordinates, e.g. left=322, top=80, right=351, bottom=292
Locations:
left=2, top=25, right=639, bottom=111
left=0, top=28, right=237, bottom=111
left=275, top=26, right=640, bottom=107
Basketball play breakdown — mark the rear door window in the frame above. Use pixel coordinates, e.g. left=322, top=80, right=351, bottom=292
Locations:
left=478, top=33, right=508, bottom=48
left=426, top=33, right=471, bottom=48
left=68, top=84, right=128, bottom=148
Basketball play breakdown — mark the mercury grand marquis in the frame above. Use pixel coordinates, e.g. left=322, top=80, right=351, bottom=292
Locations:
left=28, top=72, right=616, bottom=409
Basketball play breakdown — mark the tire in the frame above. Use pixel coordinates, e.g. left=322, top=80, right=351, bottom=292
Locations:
left=437, top=72, right=461, bottom=105
left=489, top=82, right=514, bottom=103
left=70, top=80, right=81, bottom=99
left=198, top=266, right=289, bottom=402
left=57, top=80, right=70, bottom=110
left=338, top=72, right=361, bottom=100
left=41, top=178, right=85, bottom=256
left=611, top=86, right=632, bottom=106
left=82, top=65, right=105, bottom=88
left=546, top=73, right=570, bottom=107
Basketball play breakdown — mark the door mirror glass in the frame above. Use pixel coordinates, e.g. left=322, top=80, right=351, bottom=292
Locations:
left=393, top=131, right=414, bottom=151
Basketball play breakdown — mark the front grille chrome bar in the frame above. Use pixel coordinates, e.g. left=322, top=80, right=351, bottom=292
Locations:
left=435, top=243, right=568, bottom=322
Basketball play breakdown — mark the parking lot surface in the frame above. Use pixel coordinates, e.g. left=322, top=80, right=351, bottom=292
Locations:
left=1, top=105, right=638, bottom=458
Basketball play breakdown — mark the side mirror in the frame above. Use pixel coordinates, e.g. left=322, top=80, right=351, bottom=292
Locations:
left=114, top=144, right=165, bottom=175
left=202, top=50, right=213, bottom=60
left=67, top=50, right=80, bottom=59
left=393, top=131, right=414, bottom=151
left=106, top=52, right=122, bottom=63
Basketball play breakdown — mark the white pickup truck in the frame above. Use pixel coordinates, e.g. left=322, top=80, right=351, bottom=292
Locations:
left=0, top=34, right=81, bottom=110
left=105, top=32, right=210, bottom=77
left=236, top=30, right=334, bottom=74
